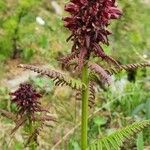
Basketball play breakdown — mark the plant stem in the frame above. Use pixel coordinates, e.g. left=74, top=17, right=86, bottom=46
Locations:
left=29, top=119, right=36, bottom=150
left=81, top=63, right=89, bottom=150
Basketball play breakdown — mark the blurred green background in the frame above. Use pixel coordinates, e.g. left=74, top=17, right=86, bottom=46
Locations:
left=0, top=0, right=150, bottom=149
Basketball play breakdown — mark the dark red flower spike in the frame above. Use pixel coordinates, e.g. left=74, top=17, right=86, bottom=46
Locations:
left=63, top=0, right=122, bottom=67
left=10, top=83, right=42, bottom=116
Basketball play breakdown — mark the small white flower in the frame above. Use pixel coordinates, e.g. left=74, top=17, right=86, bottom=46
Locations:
left=143, top=54, right=148, bottom=59
left=36, top=16, right=45, bottom=26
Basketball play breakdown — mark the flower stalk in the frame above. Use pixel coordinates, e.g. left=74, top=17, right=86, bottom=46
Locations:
left=81, top=62, right=89, bottom=149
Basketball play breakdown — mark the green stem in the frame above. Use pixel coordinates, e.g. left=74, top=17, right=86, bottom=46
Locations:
left=81, top=63, right=89, bottom=150
left=29, top=119, right=36, bottom=150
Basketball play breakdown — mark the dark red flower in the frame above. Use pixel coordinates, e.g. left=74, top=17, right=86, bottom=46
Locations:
left=63, top=0, right=122, bottom=66
left=10, top=83, right=42, bottom=116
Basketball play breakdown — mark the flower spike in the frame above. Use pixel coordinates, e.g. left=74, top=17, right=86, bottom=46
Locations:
left=63, top=0, right=122, bottom=66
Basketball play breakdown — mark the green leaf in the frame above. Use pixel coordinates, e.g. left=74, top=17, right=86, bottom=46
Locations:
left=88, top=120, right=150, bottom=150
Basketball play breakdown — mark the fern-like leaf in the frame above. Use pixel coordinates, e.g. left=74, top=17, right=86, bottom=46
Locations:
left=60, top=51, right=79, bottom=68
left=89, top=82, right=96, bottom=108
left=75, top=82, right=96, bottom=108
left=25, top=128, right=40, bottom=147
left=25, top=123, right=44, bottom=147
left=11, top=117, right=27, bottom=135
left=88, top=120, right=150, bottom=150
left=106, top=63, right=150, bottom=75
left=89, top=63, right=111, bottom=84
left=33, top=114, right=57, bottom=122
left=18, top=64, right=85, bottom=90
left=0, top=109, right=16, bottom=121
left=93, top=43, right=120, bottom=67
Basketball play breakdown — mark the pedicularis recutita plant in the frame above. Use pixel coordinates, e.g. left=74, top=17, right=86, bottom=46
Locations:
left=15, top=0, right=150, bottom=149
left=0, top=83, right=56, bottom=149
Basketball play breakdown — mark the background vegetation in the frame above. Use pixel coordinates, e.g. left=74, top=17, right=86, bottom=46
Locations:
left=0, top=0, right=150, bottom=149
